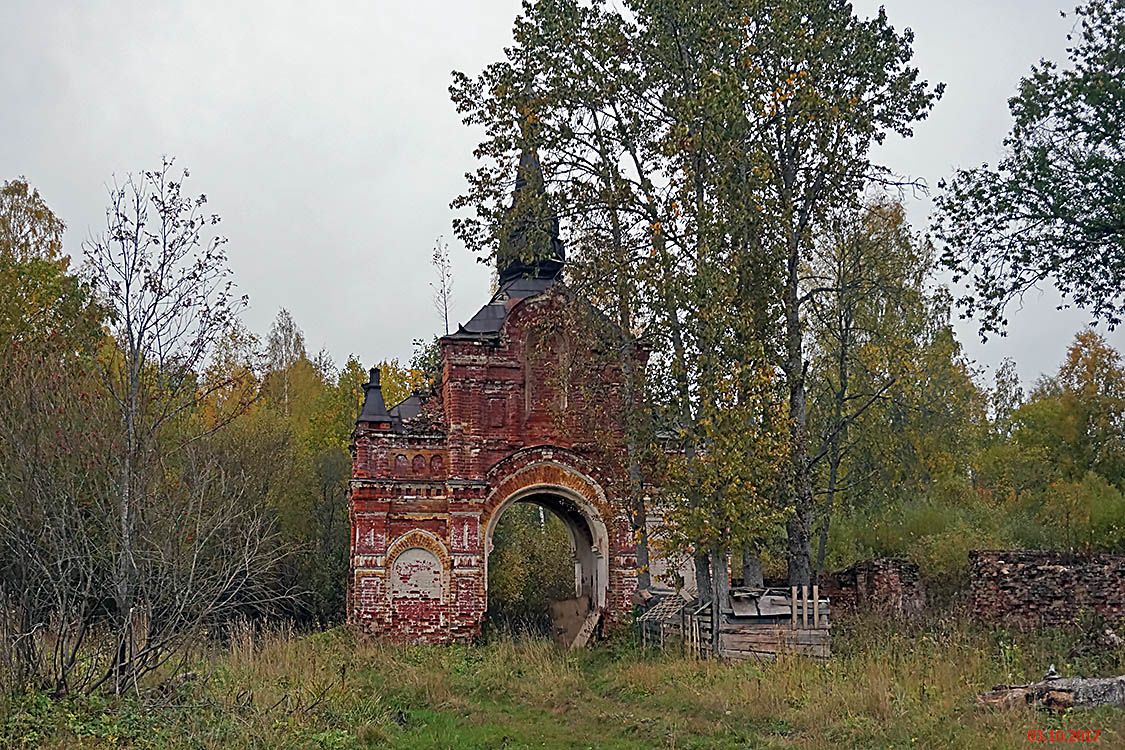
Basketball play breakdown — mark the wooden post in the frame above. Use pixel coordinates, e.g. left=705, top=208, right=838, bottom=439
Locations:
left=801, top=585, right=808, bottom=628
left=813, top=585, right=820, bottom=629
left=790, top=585, right=797, bottom=630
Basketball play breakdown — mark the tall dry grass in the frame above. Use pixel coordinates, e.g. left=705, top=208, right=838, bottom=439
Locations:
left=2, top=615, right=1123, bottom=749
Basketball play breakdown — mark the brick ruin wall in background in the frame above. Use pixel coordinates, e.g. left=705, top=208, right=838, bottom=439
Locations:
left=824, top=558, right=927, bottom=616
left=968, top=550, right=1125, bottom=628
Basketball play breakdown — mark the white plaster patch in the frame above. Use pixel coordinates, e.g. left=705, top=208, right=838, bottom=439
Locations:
left=390, top=547, right=443, bottom=600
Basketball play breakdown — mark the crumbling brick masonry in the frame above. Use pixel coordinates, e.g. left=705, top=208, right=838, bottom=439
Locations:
left=969, top=550, right=1125, bottom=628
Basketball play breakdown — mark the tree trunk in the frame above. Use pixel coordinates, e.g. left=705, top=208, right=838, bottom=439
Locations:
left=814, top=434, right=842, bottom=584
left=741, top=549, right=764, bottom=589
left=783, top=225, right=813, bottom=586
left=694, top=553, right=711, bottom=604
left=633, top=514, right=652, bottom=591
left=114, top=363, right=139, bottom=694
left=708, top=550, right=728, bottom=656
left=590, top=109, right=652, bottom=591
left=814, top=441, right=841, bottom=584
left=978, top=675, right=1125, bottom=712
left=816, top=279, right=851, bottom=584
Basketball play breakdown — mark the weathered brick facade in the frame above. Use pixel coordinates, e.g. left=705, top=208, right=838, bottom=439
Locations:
left=348, top=149, right=642, bottom=643
left=348, top=289, right=640, bottom=643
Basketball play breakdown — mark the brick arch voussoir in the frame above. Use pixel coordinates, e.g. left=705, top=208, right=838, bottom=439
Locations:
left=482, top=449, right=613, bottom=534
left=498, top=286, right=565, bottom=341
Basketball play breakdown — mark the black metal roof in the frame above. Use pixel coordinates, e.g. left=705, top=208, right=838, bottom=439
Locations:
left=444, top=275, right=559, bottom=341
left=356, top=367, right=393, bottom=426
left=388, top=394, right=422, bottom=421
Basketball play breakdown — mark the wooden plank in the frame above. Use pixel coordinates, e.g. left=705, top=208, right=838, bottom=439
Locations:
left=717, top=623, right=831, bottom=636
left=720, top=629, right=786, bottom=640
left=717, top=625, right=788, bottom=635
left=717, top=631, right=829, bottom=643
left=719, top=628, right=831, bottom=643
left=721, top=632, right=830, bottom=648
left=791, top=585, right=797, bottom=629
left=720, top=644, right=830, bottom=662
left=813, top=585, right=819, bottom=628
left=570, top=610, right=601, bottom=650
left=721, top=650, right=778, bottom=662
left=724, top=647, right=832, bottom=656
left=720, top=635, right=783, bottom=647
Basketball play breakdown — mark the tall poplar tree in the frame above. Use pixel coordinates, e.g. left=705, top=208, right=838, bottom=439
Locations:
left=452, top=0, right=941, bottom=587
left=935, top=0, right=1125, bottom=336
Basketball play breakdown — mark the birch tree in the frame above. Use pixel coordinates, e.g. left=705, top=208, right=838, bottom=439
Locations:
left=84, top=158, right=281, bottom=693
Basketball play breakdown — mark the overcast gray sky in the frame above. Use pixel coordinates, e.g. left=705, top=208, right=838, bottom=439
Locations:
left=1, top=0, right=1119, bottom=387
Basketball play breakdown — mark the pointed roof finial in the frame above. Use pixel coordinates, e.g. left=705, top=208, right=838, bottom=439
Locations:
left=357, top=366, right=393, bottom=428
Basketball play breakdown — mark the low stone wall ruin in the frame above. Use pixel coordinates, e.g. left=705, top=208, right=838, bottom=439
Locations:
left=968, top=550, right=1125, bottom=628
left=824, top=558, right=926, bottom=616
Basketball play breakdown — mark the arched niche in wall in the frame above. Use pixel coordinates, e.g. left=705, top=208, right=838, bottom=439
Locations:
left=389, top=547, right=443, bottom=601
left=524, top=328, right=572, bottom=418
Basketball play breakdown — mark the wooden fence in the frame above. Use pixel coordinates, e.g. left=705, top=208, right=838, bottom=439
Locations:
left=639, top=585, right=830, bottom=661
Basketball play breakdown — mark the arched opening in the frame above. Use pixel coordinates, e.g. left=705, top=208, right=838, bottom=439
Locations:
left=483, top=488, right=609, bottom=644
left=486, top=502, right=574, bottom=634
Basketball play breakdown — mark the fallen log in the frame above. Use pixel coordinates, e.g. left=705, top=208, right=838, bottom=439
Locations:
left=978, top=674, right=1125, bottom=711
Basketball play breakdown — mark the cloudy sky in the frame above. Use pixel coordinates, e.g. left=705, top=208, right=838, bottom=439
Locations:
left=2, top=0, right=1118, bottom=386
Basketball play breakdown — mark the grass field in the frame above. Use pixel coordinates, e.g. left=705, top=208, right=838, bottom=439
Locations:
left=2, top=615, right=1123, bottom=749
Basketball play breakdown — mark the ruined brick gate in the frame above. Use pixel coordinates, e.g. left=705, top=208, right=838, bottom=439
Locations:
left=347, top=149, right=641, bottom=644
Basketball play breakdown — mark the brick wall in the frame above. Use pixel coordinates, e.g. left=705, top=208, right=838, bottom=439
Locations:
left=968, top=550, right=1125, bottom=628
left=825, top=558, right=926, bottom=616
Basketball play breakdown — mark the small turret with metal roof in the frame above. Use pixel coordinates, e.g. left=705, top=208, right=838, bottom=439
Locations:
left=356, top=367, right=393, bottom=429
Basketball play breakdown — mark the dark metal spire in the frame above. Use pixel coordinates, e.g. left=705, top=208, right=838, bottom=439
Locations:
left=356, top=367, right=393, bottom=428
left=496, top=148, right=565, bottom=286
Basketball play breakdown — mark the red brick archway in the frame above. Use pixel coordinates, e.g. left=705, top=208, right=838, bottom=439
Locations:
left=348, top=284, right=643, bottom=644
left=348, top=152, right=644, bottom=644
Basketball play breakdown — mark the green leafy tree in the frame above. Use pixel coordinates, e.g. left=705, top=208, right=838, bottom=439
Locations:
left=805, top=201, right=938, bottom=577
left=935, top=0, right=1125, bottom=335
left=452, top=0, right=942, bottom=591
left=0, top=180, right=110, bottom=692
left=1015, top=330, right=1125, bottom=484
left=724, top=1, right=942, bottom=585
left=0, top=178, right=65, bottom=262
left=409, top=336, right=442, bottom=391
